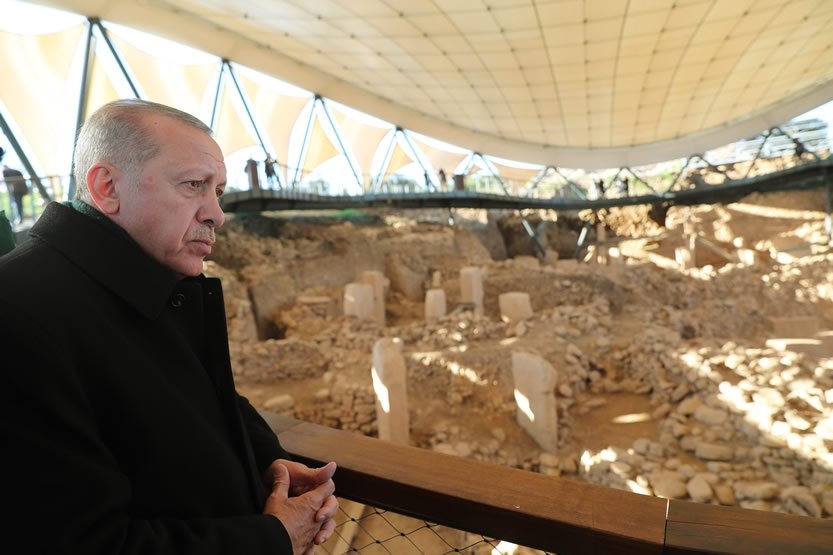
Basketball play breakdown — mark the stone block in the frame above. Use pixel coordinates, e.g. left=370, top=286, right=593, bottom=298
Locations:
left=768, top=235, right=805, bottom=252
left=769, top=316, right=819, bottom=338
left=772, top=245, right=813, bottom=264
left=766, top=338, right=827, bottom=359
left=815, top=330, right=833, bottom=355
left=384, top=254, right=425, bottom=302
left=513, top=255, right=539, bottom=269
left=499, top=291, right=533, bottom=324
left=556, top=259, right=579, bottom=274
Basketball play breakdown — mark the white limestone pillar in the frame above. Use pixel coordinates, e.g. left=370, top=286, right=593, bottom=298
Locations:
left=343, top=282, right=374, bottom=321
left=362, top=270, right=386, bottom=326
left=371, top=338, right=409, bottom=444
left=769, top=316, right=819, bottom=338
left=459, top=266, right=484, bottom=315
left=511, top=351, right=558, bottom=453
left=424, top=288, right=447, bottom=322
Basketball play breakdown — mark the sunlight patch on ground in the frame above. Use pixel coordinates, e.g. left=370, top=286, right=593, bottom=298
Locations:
left=612, top=412, right=652, bottom=424
left=728, top=202, right=825, bottom=219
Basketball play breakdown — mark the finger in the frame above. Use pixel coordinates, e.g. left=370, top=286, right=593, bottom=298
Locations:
left=316, top=494, right=339, bottom=522
left=323, top=478, right=336, bottom=497
left=315, top=516, right=337, bottom=545
left=281, top=460, right=317, bottom=496
left=261, top=459, right=281, bottom=489
left=270, top=463, right=290, bottom=500
left=315, top=461, right=337, bottom=482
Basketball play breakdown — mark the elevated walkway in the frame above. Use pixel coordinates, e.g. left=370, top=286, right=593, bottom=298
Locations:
left=220, top=158, right=833, bottom=214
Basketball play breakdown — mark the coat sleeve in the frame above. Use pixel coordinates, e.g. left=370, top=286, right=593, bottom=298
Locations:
left=0, top=299, right=293, bottom=555
left=237, top=394, right=292, bottom=471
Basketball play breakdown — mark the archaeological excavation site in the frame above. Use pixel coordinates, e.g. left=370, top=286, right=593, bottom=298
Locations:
left=205, top=186, right=833, bottom=526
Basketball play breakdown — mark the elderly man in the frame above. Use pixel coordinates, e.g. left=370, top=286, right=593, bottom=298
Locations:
left=0, top=99, right=337, bottom=554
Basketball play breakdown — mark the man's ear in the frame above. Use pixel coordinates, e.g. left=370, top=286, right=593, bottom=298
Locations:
left=86, top=163, right=120, bottom=215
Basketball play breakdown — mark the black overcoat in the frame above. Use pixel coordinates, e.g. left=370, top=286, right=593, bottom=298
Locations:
left=0, top=202, right=293, bottom=554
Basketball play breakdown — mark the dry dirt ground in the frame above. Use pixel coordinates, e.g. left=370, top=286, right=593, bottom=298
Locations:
left=207, top=182, right=833, bottom=521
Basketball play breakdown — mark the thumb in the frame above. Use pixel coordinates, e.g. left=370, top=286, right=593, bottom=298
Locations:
left=271, top=463, right=290, bottom=500
left=315, top=461, right=337, bottom=483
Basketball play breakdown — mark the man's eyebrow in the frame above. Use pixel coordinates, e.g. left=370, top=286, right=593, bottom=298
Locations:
left=174, top=164, right=215, bottom=180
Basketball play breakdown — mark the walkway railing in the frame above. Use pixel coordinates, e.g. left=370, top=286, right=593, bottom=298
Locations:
left=220, top=157, right=833, bottom=215
left=4, top=154, right=831, bottom=227
left=0, top=174, right=66, bottom=226
left=263, top=414, right=833, bottom=555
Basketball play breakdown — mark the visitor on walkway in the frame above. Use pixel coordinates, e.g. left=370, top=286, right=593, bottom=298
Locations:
left=0, top=147, right=28, bottom=224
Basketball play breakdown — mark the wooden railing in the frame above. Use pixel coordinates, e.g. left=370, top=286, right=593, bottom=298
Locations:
left=263, top=414, right=833, bottom=554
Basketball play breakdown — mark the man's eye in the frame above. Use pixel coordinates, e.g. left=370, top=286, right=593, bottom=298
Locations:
left=216, top=187, right=225, bottom=198
left=186, top=180, right=205, bottom=190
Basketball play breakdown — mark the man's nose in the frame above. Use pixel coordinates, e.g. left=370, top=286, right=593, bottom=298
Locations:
left=200, top=195, right=225, bottom=229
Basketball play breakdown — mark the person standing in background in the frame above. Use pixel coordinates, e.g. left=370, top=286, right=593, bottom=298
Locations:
left=0, top=147, right=28, bottom=224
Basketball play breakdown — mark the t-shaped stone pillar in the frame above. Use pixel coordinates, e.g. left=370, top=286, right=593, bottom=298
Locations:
left=459, top=266, right=483, bottom=316
left=371, top=338, right=409, bottom=444
left=511, top=350, right=558, bottom=453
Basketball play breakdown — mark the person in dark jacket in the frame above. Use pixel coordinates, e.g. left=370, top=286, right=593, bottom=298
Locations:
left=0, top=99, right=338, bottom=554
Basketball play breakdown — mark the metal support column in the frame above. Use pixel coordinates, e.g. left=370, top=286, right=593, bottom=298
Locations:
left=317, top=96, right=362, bottom=192
left=398, top=128, right=435, bottom=192
left=95, top=19, right=140, bottom=98
left=225, top=62, right=284, bottom=189
left=68, top=18, right=97, bottom=200
left=0, top=111, right=49, bottom=202
left=291, top=96, right=317, bottom=189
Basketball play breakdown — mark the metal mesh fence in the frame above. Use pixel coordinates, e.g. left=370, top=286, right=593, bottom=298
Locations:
left=318, top=498, right=554, bottom=555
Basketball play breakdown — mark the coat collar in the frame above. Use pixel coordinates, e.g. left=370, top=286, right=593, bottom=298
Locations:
left=30, top=202, right=183, bottom=320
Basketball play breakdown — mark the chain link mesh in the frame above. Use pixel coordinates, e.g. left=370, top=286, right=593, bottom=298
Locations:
left=318, top=498, right=554, bottom=555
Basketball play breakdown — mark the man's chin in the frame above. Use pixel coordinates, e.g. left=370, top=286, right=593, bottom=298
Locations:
left=172, top=258, right=207, bottom=279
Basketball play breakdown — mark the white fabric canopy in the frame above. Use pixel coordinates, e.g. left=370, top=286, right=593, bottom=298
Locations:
left=4, top=0, right=833, bottom=180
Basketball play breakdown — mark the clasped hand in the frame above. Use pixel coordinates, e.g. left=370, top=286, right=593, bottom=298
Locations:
left=263, top=459, right=338, bottom=555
